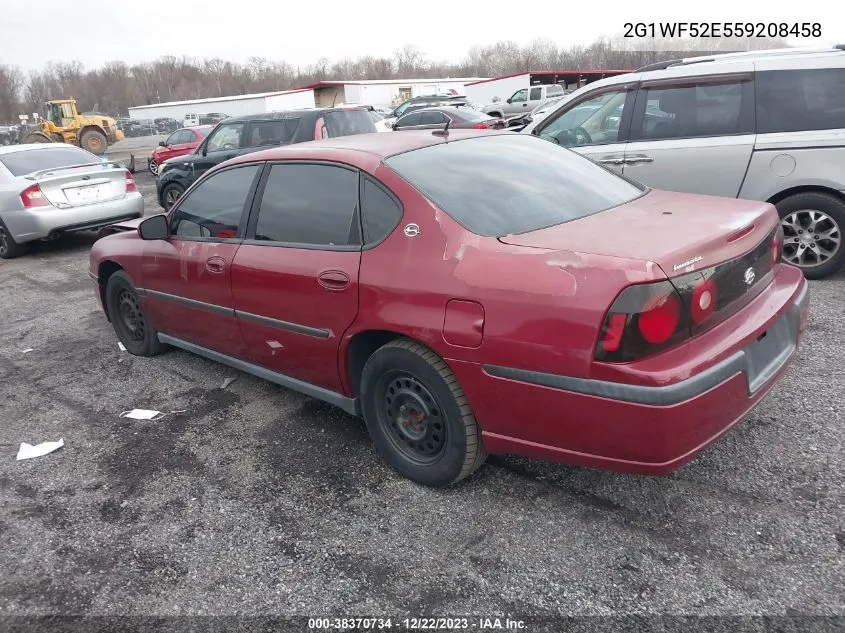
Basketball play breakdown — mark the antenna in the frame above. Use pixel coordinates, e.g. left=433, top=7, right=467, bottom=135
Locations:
left=432, top=117, right=450, bottom=137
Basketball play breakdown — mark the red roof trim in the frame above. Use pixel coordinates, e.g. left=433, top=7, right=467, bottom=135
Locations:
left=464, top=70, right=632, bottom=86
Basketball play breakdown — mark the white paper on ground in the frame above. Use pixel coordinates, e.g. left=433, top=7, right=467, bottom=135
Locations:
left=21, top=348, right=34, bottom=354
left=120, top=409, right=163, bottom=420
left=17, top=438, right=64, bottom=461
left=221, top=377, right=237, bottom=389
left=118, top=342, right=126, bottom=351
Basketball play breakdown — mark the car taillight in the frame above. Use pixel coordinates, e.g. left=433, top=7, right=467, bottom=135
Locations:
left=20, top=183, right=49, bottom=208
left=474, top=122, right=489, bottom=129
left=595, top=280, right=689, bottom=362
left=771, top=223, right=784, bottom=267
left=125, top=170, right=137, bottom=192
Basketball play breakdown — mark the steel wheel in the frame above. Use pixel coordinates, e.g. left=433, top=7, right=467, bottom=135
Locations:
left=781, top=209, right=842, bottom=269
left=117, top=289, right=146, bottom=343
left=376, top=372, right=447, bottom=465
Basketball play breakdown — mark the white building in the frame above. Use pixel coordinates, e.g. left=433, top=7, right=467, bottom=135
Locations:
left=297, top=78, right=488, bottom=109
left=464, top=70, right=631, bottom=106
left=127, top=77, right=488, bottom=121
left=127, top=88, right=316, bottom=120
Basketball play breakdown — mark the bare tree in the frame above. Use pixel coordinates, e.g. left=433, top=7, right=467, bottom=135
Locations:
left=0, top=63, right=24, bottom=121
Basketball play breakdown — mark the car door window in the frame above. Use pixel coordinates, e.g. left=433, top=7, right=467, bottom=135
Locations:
left=253, top=164, right=361, bottom=247
left=539, top=89, right=628, bottom=147
left=170, top=165, right=261, bottom=239
left=247, top=120, right=287, bottom=148
left=419, top=111, right=446, bottom=125
left=183, top=130, right=196, bottom=143
left=362, top=177, right=403, bottom=245
left=530, top=87, right=542, bottom=101
left=510, top=89, right=528, bottom=103
left=634, top=80, right=749, bottom=140
left=756, top=68, right=845, bottom=133
left=166, top=130, right=186, bottom=145
left=205, top=123, right=245, bottom=152
left=395, top=112, right=422, bottom=128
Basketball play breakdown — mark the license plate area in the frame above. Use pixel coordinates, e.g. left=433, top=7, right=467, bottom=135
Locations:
left=743, top=313, right=797, bottom=393
left=65, top=183, right=107, bottom=204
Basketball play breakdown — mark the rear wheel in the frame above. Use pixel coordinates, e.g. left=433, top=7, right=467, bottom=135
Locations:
left=105, top=270, right=168, bottom=356
left=776, top=192, right=845, bottom=279
left=0, top=219, right=25, bottom=259
left=161, top=183, right=184, bottom=210
left=360, top=339, right=486, bottom=487
left=79, top=129, right=108, bottom=155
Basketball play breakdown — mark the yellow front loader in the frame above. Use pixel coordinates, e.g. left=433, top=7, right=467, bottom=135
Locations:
left=21, top=98, right=124, bottom=155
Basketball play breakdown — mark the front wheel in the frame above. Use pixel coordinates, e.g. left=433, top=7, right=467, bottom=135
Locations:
left=148, top=158, right=158, bottom=175
left=105, top=270, right=168, bottom=356
left=79, top=129, right=107, bottom=155
left=161, top=183, right=184, bottom=210
left=360, top=339, right=487, bottom=487
left=776, top=192, right=845, bottom=279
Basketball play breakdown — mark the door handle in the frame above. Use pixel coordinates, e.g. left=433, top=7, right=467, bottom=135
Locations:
left=318, top=270, right=350, bottom=291
left=599, top=157, right=625, bottom=165
left=625, top=155, right=655, bottom=164
left=205, top=256, right=226, bottom=274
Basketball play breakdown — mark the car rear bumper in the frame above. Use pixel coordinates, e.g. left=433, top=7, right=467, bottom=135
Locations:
left=3, top=192, right=144, bottom=243
left=449, top=265, right=809, bottom=475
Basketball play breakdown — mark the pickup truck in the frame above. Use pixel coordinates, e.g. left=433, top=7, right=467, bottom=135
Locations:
left=481, top=84, right=566, bottom=119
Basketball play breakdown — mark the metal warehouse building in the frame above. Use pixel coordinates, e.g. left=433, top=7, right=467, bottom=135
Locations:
left=464, top=70, right=631, bottom=105
left=127, top=78, right=488, bottom=121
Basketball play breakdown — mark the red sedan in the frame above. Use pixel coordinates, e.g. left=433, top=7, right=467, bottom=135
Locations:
left=147, top=125, right=213, bottom=175
left=90, top=130, right=809, bottom=487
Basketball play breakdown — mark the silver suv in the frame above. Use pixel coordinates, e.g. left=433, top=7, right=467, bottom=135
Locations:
left=522, top=45, right=845, bottom=279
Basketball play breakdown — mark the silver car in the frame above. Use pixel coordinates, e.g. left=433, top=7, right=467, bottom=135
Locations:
left=0, top=144, right=143, bottom=259
left=522, top=45, right=845, bottom=279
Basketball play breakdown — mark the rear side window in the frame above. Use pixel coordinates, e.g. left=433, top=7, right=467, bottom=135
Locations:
left=324, top=110, right=377, bottom=137
left=247, top=120, right=295, bottom=147
left=171, top=165, right=260, bottom=239
left=385, top=134, right=645, bottom=237
left=530, top=87, right=542, bottom=100
left=547, top=84, right=564, bottom=96
left=1, top=146, right=95, bottom=176
left=395, top=112, right=421, bottom=128
left=756, top=69, right=845, bottom=133
left=254, top=164, right=361, bottom=247
left=362, top=177, right=402, bottom=244
left=635, top=80, right=750, bottom=140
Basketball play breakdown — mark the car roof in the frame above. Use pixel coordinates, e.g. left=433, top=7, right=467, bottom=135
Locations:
left=225, top=107, right=369, bottom=123
left=228, top=129, right=506, bottom=164
left=0, top=143, right=91, bottom=156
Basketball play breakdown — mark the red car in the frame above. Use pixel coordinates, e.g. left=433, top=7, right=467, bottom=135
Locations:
left=90, top=130, right=809, bottom=487
left=147, top=125, right=213, bottom=175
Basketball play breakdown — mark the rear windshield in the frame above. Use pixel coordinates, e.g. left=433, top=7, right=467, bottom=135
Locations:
left=452, top=108, right=495, bottom=121
left=384, top=134, right=645, bottom=236
left=1, top=146, right=96, bottom=177
left=325, top=110, right=377, bottom=137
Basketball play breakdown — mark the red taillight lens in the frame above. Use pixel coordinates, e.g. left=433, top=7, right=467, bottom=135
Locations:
left=125, top=170, right=137, bottom=192
left=771, top=224, right=784, bottom=267
left=20, top=183, right=49, bottom=208
left=595, top=281, right=689, bottom=362
left=473, top=122, right=489, bottom=129
left=689, top=278, right=718, bottom=325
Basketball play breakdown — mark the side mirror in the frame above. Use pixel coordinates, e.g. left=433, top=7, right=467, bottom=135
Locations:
left=506, top=98, right=512, bottom=104
left=138, top=214, right=169, bottom=240
left=158, top=141, right=166, bottom=147
left=391, top=122, right=398, bottom=130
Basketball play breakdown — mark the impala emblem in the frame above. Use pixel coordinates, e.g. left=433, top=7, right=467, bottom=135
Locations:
left=403, top=223, right=420, bottom=237
left=743, top=267, right=756, bottom=286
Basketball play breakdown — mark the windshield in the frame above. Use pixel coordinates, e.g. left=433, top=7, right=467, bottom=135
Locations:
left=1, top=146, right=96, bottom=177
left=385, top=134, right=645, bottom=237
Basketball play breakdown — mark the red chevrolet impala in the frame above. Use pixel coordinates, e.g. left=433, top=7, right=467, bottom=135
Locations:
left=89, top=130, right=809, bottom=487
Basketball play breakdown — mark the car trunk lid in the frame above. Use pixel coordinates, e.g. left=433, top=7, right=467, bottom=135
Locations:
left=26, top=162, right=130, bottom=208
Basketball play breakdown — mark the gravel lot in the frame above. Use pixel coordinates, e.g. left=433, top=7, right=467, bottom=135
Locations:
left=1, top=171, right=843, bottom=628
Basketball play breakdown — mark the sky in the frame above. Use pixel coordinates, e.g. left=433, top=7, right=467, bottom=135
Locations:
left=0, top=0, right=842, bottom=72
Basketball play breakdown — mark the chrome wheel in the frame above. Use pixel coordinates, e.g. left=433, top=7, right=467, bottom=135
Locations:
left=781, top=209, right=841, bottom=269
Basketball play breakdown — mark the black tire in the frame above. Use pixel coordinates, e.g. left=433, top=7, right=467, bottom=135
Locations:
left=0, top=219, right=26, bottom=259
left=105, top=270, right=168, bottom=356
left=776, top=192, right=845, bottom=280
left=21, top=131, right=53, bottom=144
left=360, top=339, right=487, bottom=487
left=161, top=183, right=184, bottom=210
left=79, top=129, right=108, bottom=155
left=148, top=158, right=158, bottom=175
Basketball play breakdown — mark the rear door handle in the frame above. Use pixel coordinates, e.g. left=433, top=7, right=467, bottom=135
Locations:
left=206, top=256, right=226, bottom=274
left=318, top=270, right=350, bottom=291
